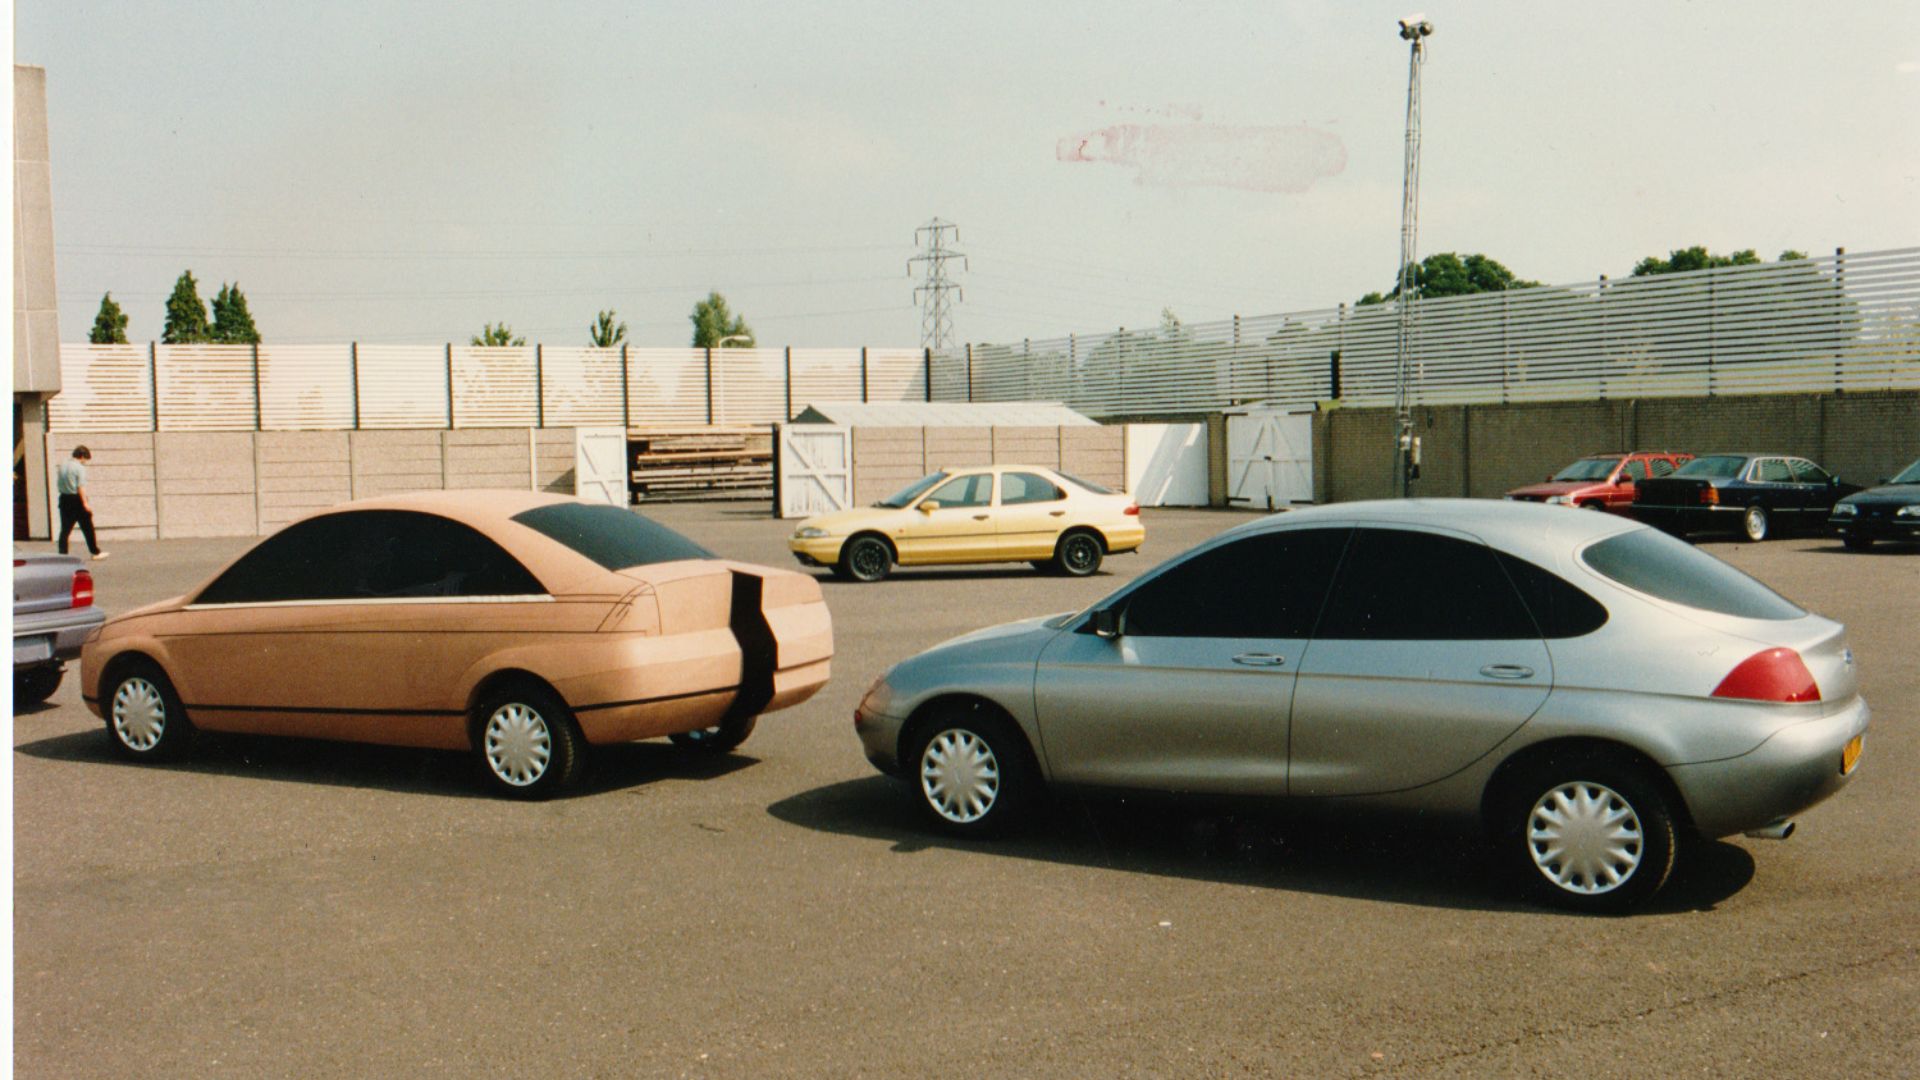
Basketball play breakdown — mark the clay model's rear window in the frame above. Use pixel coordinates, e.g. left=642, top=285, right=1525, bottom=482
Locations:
left=512, top=504, right=714, bottom=570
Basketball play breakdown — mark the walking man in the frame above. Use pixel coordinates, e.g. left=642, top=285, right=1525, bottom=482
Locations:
left=56, top=445, right=108, bottom=560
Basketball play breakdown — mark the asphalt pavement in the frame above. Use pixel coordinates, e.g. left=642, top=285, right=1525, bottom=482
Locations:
left=12, top=505, right=1919, bottom=1078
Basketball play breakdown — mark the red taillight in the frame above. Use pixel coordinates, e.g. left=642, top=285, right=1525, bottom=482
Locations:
left=1700, top=486, right=1719, bottom=505
left=1123, top=504, right=1139, bottom=516
left=1712, top=648, right=1819, bottom=703
left=71, top=569, right=94, bottom=609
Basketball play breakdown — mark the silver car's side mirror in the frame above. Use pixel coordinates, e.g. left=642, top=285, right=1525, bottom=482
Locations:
left=1088, top=608, right=1121, bottom=639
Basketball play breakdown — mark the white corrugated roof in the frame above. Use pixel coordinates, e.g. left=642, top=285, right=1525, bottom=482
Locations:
left=791, top=401, right=1097, bottom=427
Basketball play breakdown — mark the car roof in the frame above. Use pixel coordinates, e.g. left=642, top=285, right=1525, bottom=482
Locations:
left=1220, top=498, right=1642, bottom=568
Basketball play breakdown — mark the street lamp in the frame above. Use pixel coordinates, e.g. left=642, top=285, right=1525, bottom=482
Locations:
left=1392, top=14, right=1433, bottom=497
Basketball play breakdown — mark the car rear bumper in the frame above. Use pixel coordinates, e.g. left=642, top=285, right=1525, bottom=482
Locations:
left=13, top=608, right=105, bottom=670
left=1633, top=504, right=1742, bottom=533
left=1668, top=695, right=1870, bottom=838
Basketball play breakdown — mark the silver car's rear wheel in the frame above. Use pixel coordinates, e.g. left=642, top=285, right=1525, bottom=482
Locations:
left=1527, top=781, right=1644, bottom=895
left=104, top=661, right=192, bottom=761
left=475, top=684, right=583, bottom=799
left=906, top=707, right=1038, bottom=837
left=1506, top=757, right=1677, bottom=913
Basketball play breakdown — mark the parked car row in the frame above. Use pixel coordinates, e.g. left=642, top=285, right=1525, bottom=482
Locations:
left=1510, top=450, right=1920, bottom=547
left=16, top=453, right=1894, bottom=913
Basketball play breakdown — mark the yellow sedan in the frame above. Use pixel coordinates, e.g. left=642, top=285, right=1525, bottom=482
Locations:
left=789, top=465, right=1145, bottom=582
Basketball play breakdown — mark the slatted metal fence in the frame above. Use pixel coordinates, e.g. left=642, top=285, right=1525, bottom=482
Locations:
left=933, top=247, right=1920, bottom=418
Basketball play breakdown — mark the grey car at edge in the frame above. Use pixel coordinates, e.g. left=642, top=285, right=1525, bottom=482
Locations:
left=13, top=551, right=106, bottom=706
left=853, top=499, right=1869, bottom=912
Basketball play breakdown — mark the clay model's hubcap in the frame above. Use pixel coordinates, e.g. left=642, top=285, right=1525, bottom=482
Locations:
left=485, top=703, right=552, bottom=786
left=1527, top=781, right=1644, bottom=895
left=920, top=729, right=1000, bottom=824
left=112, top=677, right=167, bottom=751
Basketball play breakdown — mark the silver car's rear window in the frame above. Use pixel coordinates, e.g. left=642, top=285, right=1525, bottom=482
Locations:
left=1579, top=530, right=1805, bottom=620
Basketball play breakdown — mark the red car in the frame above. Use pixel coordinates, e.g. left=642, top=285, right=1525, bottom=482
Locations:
left=1505, top=452, right=1694, bottom=511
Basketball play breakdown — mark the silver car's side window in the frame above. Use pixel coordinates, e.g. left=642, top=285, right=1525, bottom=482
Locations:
left=1315, top=529, right=1538, bottom=641
left=1119, top=528, right=1349, bottom=639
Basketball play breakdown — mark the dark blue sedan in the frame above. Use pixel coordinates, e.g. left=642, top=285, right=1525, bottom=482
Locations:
left=1829, top=457, right=1920, bottom=549
left=1631, top=453, right=1861, bottom=541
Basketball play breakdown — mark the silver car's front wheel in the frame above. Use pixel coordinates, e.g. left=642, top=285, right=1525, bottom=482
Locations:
left=474, top=684, right=583, bottom=799
left=921, top=728, right=1001, bottom=824
left=906, top=708, right=1037, bottom=837
left=1507, top=758, right=1677, bottom=913
left=1527, top=781, right=1644, bottom=895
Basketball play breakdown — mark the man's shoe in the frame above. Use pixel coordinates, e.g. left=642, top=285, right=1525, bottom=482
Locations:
left=91, top=551, right=110, bottom=561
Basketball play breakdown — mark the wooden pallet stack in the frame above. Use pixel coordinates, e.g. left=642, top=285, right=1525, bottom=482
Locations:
left=627, top=425, right=773, bottom=501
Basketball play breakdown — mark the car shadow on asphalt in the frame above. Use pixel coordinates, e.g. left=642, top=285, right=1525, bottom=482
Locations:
left=13, top=729, right=757, bottom=800
left=1803, top=541, right=1920, bottom=556
left=767, top=776, right=1756, bottom=916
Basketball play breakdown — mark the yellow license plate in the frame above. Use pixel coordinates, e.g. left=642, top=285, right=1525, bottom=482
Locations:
left=1842, top=734, right=1864, bottom=775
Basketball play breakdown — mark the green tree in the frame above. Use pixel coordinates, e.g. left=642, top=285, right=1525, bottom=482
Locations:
left=161, top=270, right=211, bottom=344
left=471, top=322, right=526, bottom=347
left=88, top=292, right=129, bottom=344
left=1358, top=252, right=1540, bottom=305
left=209, top=282, right=262, bottom=344
left=589, top=309, right=627, bottom=348
left=689, top=292, right=753, bottom=348
left=1778, top=249, right=1808, bottom=262
left=1629, top=246, right=1761, bottom=276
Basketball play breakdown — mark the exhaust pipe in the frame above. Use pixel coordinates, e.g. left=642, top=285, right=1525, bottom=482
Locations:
left=1743, top=820, right=1796, bottom=840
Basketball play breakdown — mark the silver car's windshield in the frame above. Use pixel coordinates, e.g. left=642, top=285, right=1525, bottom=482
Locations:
left=876, top=472, right=947, bottom=509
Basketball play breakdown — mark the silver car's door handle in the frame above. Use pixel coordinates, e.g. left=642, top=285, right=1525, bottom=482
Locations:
left=1232, top=653, right=1286, bottom=667
left=1479, top=664, right=1535, bottom=679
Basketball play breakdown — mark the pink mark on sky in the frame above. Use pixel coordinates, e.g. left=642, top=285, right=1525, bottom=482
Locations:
left=1056, top=123, right=1346, bottom=194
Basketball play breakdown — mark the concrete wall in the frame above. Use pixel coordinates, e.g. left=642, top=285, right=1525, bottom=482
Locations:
left=14, top=65, right=61, bottom=395
left=47, top=428, right=578, bottom=540
left=848, top=425, right=1128, bottom=508
left=1311, top=390, right=1920, bottom=505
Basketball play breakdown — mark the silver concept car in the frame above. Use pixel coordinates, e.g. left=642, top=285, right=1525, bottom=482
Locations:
left=853, top=500, right=1868, bottom=911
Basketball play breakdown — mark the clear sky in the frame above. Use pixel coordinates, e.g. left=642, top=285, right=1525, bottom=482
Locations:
left=16, top=1, right=1920, bottom=348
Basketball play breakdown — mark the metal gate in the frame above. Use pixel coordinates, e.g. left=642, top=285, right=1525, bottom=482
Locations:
left=1226, top=407, right=1314, bottom=510
left=574, top=427, right=629, bottom=505
left=776, top=424, right=853, bottom=519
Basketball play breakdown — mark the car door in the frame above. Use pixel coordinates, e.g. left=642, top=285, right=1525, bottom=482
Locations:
left=993, top=471, right=1069, bottom=559
left=1032, top=527, right=1350, bottom=795
left=1608, top=458, right=1648, bottom=509
left=164, top=510, right=549, bottom=746
left=1788, top=458, right=1837, bottom=519
left=893, top=472, right=998, bottom=563
left=1288, top=526, right=1552, bottom=797
left=1749, top=458, right=1797, bottom=522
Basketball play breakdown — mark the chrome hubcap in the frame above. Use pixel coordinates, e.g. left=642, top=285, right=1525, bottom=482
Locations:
left=920, top=728, right=1000, bottom=823
left=484, top=703, right=552, bottom=786
left=1528, top=781, right=1644, bottom=895
left=112, top=677, right=167, bottom=751
left=1746, top=509, right=1766, bottom=538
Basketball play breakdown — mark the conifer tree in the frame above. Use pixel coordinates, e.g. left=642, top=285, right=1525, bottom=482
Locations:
left=161, top=271, right=210, bottom=344
left=209, top=282, right=262, bottom=344
left=89, top=292, right=130, bottom=344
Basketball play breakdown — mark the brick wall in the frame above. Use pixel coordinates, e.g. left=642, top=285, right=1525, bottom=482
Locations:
left=258, top=431, right=351, bottom=533
left=444, top=429, right=531, bottom=490
left=1313, top=390, right=1920, bottom=503
left=154, top=432, right=256, bottom=538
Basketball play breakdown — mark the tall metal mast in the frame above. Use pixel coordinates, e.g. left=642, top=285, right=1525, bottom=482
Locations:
left=909, top=218, right=966, bottom=352
left=1392, top=16, right=1433, bottom=497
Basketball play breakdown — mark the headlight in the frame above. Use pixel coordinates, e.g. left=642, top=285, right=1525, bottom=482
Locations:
left=1831, top=503, right=1858, bottom=517
left=1546, top=495, right=1574, bottom=506
left=794, top=526, right=829, bottom=539
left=1898, top=505, right=1920, bottom=519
